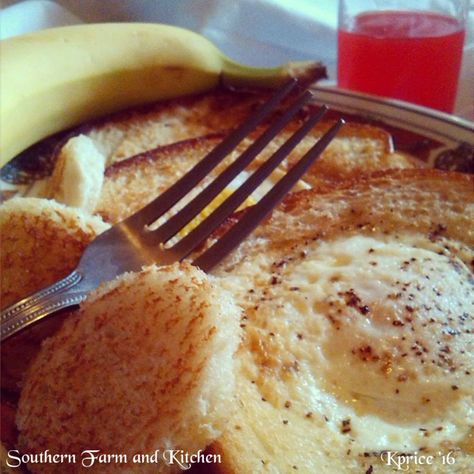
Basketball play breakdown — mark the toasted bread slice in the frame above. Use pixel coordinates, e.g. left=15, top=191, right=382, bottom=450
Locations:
left=98, top=134, right=225, bottom=223
left=83, top=89, right=278, bottom=164
left=96, top=122, right=419, bottom=224
left=279, top=121, right=421, bottom=186
left=0, top=198, right=109, bottom=394
left=198, top=169, right=473, bottom=474
left=17, top=263, right=241, bottom=474
left=0, top=197, right=109, bottom=309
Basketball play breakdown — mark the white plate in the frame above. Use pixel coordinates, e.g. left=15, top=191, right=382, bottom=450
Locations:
left=312, top=86, right=473, bottom=171
left=313, top=86, right=473, bottom=144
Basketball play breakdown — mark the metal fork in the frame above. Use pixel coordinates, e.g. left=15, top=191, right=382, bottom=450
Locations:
left=1, top=80, right=344, bottom=341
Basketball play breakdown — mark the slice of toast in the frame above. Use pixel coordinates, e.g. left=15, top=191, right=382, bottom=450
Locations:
left=197, top=169, right=473, bottom=474
left=0, top=197, right=109, bottom=309
left=96, top=122, right=420, bottom=224
left=97, top=134, right=224, bottom=223
left=16, top=263, right=241, bottom=474
left=79, top=89, right=281, bottom=164
left=0, top=198, right=109, bottom=395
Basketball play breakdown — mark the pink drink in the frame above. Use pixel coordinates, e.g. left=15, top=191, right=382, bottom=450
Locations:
left=337, top=11, right=465, bottom=112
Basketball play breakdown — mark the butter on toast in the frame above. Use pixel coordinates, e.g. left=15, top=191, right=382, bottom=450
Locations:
left=198, top=169, right=473, bottom=474
left=96, top=122, right=419, bottom=224
left=17, top=263, right=241, bottom=474
left=47, top=135, right=106, bottom=213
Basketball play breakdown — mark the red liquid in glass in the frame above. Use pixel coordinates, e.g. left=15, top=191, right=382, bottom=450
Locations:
left=337, top=11, right=465, bottom=112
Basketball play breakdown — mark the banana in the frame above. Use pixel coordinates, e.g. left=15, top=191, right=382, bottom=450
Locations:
left=0, top=23, right=325, bottom=167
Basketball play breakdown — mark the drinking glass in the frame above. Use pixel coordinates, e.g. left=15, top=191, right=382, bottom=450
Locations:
left=337, top=0, right=468, bottom=113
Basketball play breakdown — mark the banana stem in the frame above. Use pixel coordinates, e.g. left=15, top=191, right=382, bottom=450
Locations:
left=220, top=57, right=327, bottom=90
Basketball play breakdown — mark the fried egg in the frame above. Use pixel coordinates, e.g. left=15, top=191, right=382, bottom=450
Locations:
left=214, top=228, right=473, bottom=471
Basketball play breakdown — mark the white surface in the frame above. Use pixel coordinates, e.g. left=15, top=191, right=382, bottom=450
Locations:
left=0, top=0, right=472, bottom=119
left=0, top=0, right=81, bottom=37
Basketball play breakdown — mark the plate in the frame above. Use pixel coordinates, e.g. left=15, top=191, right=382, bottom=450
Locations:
left=311, top=85, right=473, bottom=172
left=1, top=84, right=473, bottom=472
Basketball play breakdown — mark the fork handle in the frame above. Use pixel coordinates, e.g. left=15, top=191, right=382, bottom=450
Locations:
left=1, top=271, right=87, bottom=341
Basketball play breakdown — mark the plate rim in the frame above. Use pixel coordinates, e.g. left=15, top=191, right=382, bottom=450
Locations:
left=310, top=85, right=474, bottom=145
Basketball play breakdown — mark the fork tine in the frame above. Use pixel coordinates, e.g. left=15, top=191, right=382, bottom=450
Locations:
left=126, top=79, right=298, bottom=228
left=169, top=105, right=329, bottom=261
left=149, top=90, right=315, bottom=243
left=193, top=118, right=345, bottom=272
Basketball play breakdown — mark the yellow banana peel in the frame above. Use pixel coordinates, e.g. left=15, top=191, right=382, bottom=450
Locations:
left=0, top=23, right=325, bottom=167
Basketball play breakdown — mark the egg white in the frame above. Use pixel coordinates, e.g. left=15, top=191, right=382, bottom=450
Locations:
left=217, top=233, right=473, bottom=455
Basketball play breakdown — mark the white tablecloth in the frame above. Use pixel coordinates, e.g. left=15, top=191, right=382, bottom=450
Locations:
left=1, top=0, right=473, bottom=119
